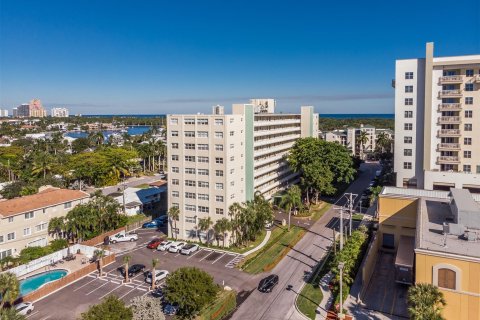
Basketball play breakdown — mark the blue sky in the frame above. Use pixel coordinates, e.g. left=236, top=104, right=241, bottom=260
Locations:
left=1, top=0, right=479, bottom=115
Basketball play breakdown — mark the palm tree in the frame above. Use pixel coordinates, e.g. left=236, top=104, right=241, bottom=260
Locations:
left=0, top=272, right=20, bottom=309
left=48, top=217, right=65, bottom=239
left=0, top=307, right=26, bottom=320
left=358, top=130, right=369, bottom=160
left=94, top=249, right=105, bottom=277
left=198, top=217, right=213, bottom=245
left=168, top=206, right=180, bottom=239
left=123, top=255, right=131, bottom=283
left=408, top=283, right=446, bottom=320
left=214, top=218, right=231, bottom=248
left=280, top=185, right=302, bottom=231
left=228, top=203, right=243, bottom=246
left=375, top=131, right=390, bottom=154
left=88, top=131, right=104, bottom=146
left=150, top=258, right=159, bottom=291
left=31, top=151, right=54, bottom=178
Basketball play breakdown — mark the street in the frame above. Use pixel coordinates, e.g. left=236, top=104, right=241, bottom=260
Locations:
left=231, top=162, right=380, bottom=320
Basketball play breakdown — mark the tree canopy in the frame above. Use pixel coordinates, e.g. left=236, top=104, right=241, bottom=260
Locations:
left=80, top=295, right=133, bottom=320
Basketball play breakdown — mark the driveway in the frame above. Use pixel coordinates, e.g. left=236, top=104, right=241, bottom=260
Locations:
left=231, top=162, right=381, bottom=320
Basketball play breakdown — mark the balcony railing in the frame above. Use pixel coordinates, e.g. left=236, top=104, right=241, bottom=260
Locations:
left=437, top=143, right=461, bottom=150
left=438, top=129, right=461, bottom=136
left=438, top=116, right=461, bottom=124
left=438, top=103, right=462, bottom=111
left=437, top=156, right=460, bottom=163
left=439, top=75, right=463, bottom=83
left=439, top=89, right=462, bottom=97
left=473, top=75, right=480, bottom=83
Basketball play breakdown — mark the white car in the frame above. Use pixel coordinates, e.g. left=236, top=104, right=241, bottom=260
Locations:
left=145, top=269, right=169, bottom=284
left=157, top=240, right=174, bottom=251
left=180, top=244, right=199, bottom=255
left=109, top=233, right=138, bottom=243
left=15, top=302, right=34, bottom=315
left=168, top=242, right=186, bottom=253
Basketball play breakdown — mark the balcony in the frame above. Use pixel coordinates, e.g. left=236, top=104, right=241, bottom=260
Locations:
left=437, top=156, right=460, bottom=164
left=437, top=143, right=461, bottom=150
left=439, top=75, right=463, bottom=84
left=438, top=103, right=462, bottom=112
left=438, top=116, right=461, bottom=124
left=439, top=89, right=462, bottom=98
left=437, top=129, right=461, bottom=137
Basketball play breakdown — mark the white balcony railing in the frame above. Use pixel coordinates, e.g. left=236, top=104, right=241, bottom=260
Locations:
left=437, top=143, right=461, bottom=150
left=438, top=116, right=461, bottom=123
left=437, top=156, right=460, bottom=163
left=438, top=129, right=461, bottom=136
left=439, top=89, right=462, bottom=97
left=438, top=103, right=462, bottom=111
left=439, top=75, right=463, bottom=83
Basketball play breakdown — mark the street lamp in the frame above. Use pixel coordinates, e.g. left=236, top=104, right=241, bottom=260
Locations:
left=338, top=262, right=345, bottom=319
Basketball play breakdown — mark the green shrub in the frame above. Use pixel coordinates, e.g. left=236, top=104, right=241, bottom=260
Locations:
left=50, top=239, right=69, bottom=251
left=198, top=290, right=236, bottom=320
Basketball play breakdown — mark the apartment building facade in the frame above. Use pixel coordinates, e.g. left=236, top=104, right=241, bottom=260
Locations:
left=394, top=43, right=480, bottom=192
left=13, top=99, right=47, bottom=118
left=51, top=107, right=69, bottom=118
left=167, top=99, right=318, bottom=242
left=0, top=187, right=90, bottom=259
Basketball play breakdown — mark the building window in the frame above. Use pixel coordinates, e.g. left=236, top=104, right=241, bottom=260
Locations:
left=198, top=144, right=209, bottom=150
left=198, top=169, right=209, bottom=176
left=215, top=170, right=224, bottom=177
left=216, top=195, right=224, bottom=202
left=185, top=143, right=195, bottom=150
left=230, top=181, right=234, bottom=186
left=216, top=208, right=224, bottom=215
left=215, top=183, right=224, bottom=190
left=404, top=123, right=413, bottom=130
left=25, top=212, right=34, bottom=219
left=466, top=69, right=474, bottom=77
left=215, top=144, right=223, bottom=151
left=230, top=156, right=234, bottom=161
left=170, top=118, right=178, bottom=125
left=172, top=191, right=179, bottom=197
left=230, top=194, right=235, bottom=199
left=0, top=249, right=12, bottom=259
left=0, top=235, right=3, bottom=243
left=172, top=203, right=179, bottom=209
left=403, top=162, right=412, bottom=169
left=215, top=132, right=224, bottom=138
left=172, top=167, right=179, bottom=173
left=477, top=165, right=480, bottom=174
left=464, top=137, right=472, bottom=145
left=172, top=179, right=179, bottom=185
left=404, top=98, right=413, bottom=106
left=7, top=232, right=15, bottom=241
left=185, top=192, right=196, bottom=199
left=465, top=110, right=473, bottom=118
left=185, top=131, right=195, bottom=137
left=198, top=194, right=209, bottom=200
left=198, top=181, right=209, bottom=188
left=404, top=149, right=412, bottom=156
left=405, top=72, right=414, bottom=79
left=23, top=228, right=31, bottom=236
left=198, top=156, right=209, bottom=163
left=463, top=165, right=471, bottom=173
left=171, top=131, right=179, bottom=137
left=215, top=119, right=224, bottom=125
left=185, top=168, right=196, bottom=174
left=197, top=131, right=208, bottom=138
left=230, top=131, right=234, bottom=136
left=185, top=205, right=196, bottom=212
left=171, top=155, right=179, bottom=161
left=465, top=83, right=474, bottom=91
left=464, top=124, right=472, bottom=131
left=185, top=180, right=196, bottom=187
left=184, top=118, right=195, bottom=125
left=8, top=217, right=13, bottom=223
left=230, top=169, right=235, bottom=174
left=197, top=119, right=208, bottom=125
left=171, top=143, right=179, bottom=149
left=465, top=97, right=473, bottom=105
left=64, top=202, right=72, bottom=209
left=198, top=206, right=209, bottom=213
left=405, top=85, right=413, bottom=93
left=464, top=151, right=472, bottom=158
left=185, top=216, right=196, bottom=224
left=404, top=136, right=413, bottom=144
left=438, top=268, right=456, bottom=289
left=230, top=143, right=234, bottom=149
left=35, top=223, right=47, bottom=232
left=404, top=111, right=413, bottom=118
left=185, top=156, right=195, bottom=162
left=215, top=157, right=224, bottom=164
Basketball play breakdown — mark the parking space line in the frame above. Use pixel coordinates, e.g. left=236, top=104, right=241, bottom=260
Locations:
left=73, top=276, right=100, bottom=292
left=187, top=249, right=202, bottom=259
left=199, top=250, right=213, bottom=262
left=40, top=317, right=50, bottom=320
left=26, top=311, right=39, bottom=318
left=99, top=284, right=123, bottom=299
left=119, top=286, right=138, bottom=299
left=136, top=287, right=148, bottom=292
left=86, top=281, right=109, bottom=295
left=212, top=253, right=226, bottom=264
left=174, top=253, right=180, bottom=257
left=111, top=280, right=121, bottom=284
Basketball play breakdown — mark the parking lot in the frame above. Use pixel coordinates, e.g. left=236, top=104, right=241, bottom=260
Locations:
left=27, top=228, right=257, bottom=320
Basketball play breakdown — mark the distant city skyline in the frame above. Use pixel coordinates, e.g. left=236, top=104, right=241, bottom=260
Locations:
left=1, top=0, right=479, bottom=115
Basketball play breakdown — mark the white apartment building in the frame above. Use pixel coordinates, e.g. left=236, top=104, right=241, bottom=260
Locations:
left=0, top=187, right=90, bottom=259
left=394, top=42, right=480, bottom=192
left=0, top=109, right=8, bottom=117
left=51, top=107, right=69, bottom=117
left=167, top=99, right=318, bottom=242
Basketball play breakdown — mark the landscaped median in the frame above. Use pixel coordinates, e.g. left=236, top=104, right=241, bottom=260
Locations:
left=198, top=289, right=237, bottom=320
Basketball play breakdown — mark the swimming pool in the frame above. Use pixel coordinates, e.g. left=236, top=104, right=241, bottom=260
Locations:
left=20, top=269, right=68, bottom=296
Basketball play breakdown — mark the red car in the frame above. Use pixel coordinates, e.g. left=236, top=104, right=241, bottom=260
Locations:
left=147, top=238, right=163, bottom=249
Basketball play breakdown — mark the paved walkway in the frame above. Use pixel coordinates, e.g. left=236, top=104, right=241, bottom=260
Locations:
left=243, top=230, right=272, bottom=256
left=315, top=272, right=334, bottom=319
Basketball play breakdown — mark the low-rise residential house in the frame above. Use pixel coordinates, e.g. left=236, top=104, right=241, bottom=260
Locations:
left=108, top=186, right=166, bottom=216
left=0, top=187, right=90, bottom=259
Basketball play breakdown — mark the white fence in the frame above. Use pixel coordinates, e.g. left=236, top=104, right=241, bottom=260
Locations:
left=3, top=244, right=111, bottom=278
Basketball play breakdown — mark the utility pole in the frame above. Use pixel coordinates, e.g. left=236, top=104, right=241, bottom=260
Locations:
left=348, top=193, right=353, bottom=236
left=338, top=262, right=345, bottom=319
left=122, top=179, right=126, bottom=213
left=339, top=208, right=344, bottom=250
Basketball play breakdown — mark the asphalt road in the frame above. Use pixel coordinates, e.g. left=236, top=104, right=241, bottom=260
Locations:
left=231, top=162, right=380, bottom=320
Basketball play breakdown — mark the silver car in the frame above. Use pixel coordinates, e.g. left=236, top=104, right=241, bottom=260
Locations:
left=180, top=243, right=199, bottom=255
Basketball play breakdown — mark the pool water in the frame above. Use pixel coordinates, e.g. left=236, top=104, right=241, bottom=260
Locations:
left=20, top=269, right=68, bottom=296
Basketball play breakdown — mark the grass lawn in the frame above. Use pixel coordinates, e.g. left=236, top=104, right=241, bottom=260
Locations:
left=241, top=226, right=305, bottom=274
left=352, top=213, right=364, bottom=221
left=133, top=183, right=150, bottom=189
left=126, top=213, right=149, bottom=225
left=309, top=202, right=332, bottom=222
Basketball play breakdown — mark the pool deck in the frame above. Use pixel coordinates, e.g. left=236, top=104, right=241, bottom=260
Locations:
left=18, top=253, right=89, bottom=281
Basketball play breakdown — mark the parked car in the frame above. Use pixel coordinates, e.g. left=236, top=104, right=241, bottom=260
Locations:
left=157, top=215, right=168, bottom=223
left=142, top=219, right=163, bottom=229
left=119, top=264, right=146, bottom=277
left=147, top=238, right=163, bottom=249
left=258, top=274, right=279, bottom=293
left=157, top=240, right=174, bottom=251
left=151, top=287, right=164, bottom=299
left=168, top=242, right=186, bottom=253
left=109, top=233, right=138, bottom=243
left=145, top=269, right=169, bottom=284
left=180, top=243, right=199, bottom=255
left=163, top=303, right=179, bottom=316
left=15, top=302, right=34, bottom=315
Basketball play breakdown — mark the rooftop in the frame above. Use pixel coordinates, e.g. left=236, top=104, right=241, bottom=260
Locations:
left=0, top=188, right=90, bottom=218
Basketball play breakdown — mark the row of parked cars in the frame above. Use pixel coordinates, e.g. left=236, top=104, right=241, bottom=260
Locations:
left=146, top=238, right=200, bottom=255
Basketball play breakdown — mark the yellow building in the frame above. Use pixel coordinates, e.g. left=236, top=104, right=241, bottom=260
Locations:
left=366, top=187, right=480, bottom=319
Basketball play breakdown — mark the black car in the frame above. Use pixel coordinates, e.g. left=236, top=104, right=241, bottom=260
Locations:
left=258, top=274, right=279, bottom=293
left=119, top=264, right=146, bottom=277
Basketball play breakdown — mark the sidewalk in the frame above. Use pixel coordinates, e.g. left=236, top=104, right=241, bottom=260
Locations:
left=243, top=230, right=271, bottom=256
left=315, top=272, right=334, bottom=320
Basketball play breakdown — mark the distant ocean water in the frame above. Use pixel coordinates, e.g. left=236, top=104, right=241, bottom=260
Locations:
left=83, top=113, right=394, bottom=119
